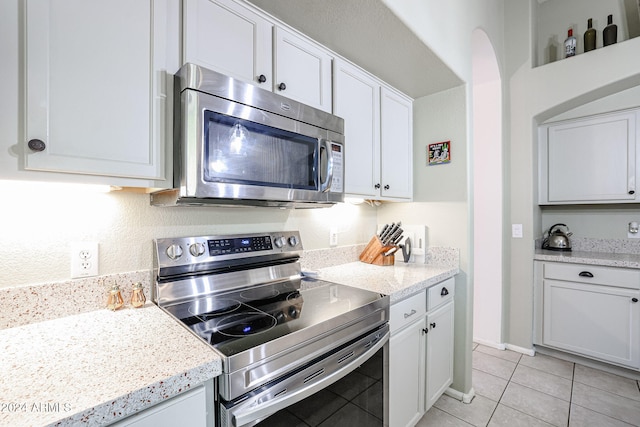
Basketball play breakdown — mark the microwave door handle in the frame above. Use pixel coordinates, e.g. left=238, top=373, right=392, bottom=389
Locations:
left=319, top=139, right=334, bottom=193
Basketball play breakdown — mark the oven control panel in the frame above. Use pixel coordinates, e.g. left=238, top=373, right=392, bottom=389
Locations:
left=208, top=236, right=273, bottom=255
left=155, top=231, right=302, bottom=267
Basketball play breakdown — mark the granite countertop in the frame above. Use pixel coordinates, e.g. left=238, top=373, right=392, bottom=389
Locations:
left=534, top=249, right=640, bottom=269
left=0, top=303, right=222, bottom=427
left=318, top=261, right=459, bottom=303
left=0, top=245, right=459, bottom=427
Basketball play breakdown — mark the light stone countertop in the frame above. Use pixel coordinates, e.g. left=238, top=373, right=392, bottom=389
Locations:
left=534, top=249, right=640, bottom=269
left=0, top=303, right=221, bottom=427
left=317, top=261, right=459, bottom=303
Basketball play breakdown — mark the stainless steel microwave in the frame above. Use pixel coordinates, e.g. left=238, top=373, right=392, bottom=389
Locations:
left=151, top=63, right=345, bottom=208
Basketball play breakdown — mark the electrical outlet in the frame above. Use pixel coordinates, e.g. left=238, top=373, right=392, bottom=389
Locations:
left=401, top=225, right=428, bottom=263
left=71, top=242, right=99, bottom=278
left=329, top=227, right=338, bottom=246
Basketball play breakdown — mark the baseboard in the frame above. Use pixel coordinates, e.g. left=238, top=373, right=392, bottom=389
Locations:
left=444, top=386, right=475, bottom=404
left=473, top=338, right=506, bottom=350
left=504, top=343, right=535, bottom=356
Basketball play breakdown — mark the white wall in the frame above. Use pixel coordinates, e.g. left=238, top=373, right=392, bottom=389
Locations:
left=381, top=86, right=468, bottom=251
left=380, top=85, right=474, bottom=393
left=472, top=69, right=503, bottom=346
left=0, top=183, right=376, bottom=287
left=380, top=0, right=506, bottom=394
left=506, top=0, right=640, bottom=348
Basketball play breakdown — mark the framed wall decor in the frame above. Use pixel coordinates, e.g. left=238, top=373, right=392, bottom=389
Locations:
left=427, top=141, right=451, bottom=165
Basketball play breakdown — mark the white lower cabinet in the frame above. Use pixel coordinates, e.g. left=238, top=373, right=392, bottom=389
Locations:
left=425, top=300, right=454, bottom=410
left=109, top=381, right=214, bottom=427
left=389, top=291, right=427, bottom=427
left=534, top=262, right=640, bottom=370
left=389, top=278, right=455, bottom=427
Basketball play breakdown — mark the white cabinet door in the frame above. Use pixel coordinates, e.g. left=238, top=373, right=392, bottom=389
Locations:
left=110, top=383, right=211, bottom=427
left=25, top=0, right=170, bottom=180
left=539, top=110, right=639, bottom=204
left=333, top=59, right=380, bottom=198
left=183, top=0, right=273, bottom=88
left=543, top=279, right=640, bottom=368
left=333, top=60, right=413, bottom=200
left=389, top=317, right=425, bottom=427
left=380, top=86, right=413, bottom=199
left=425, top=300, right=455, bottom=410
left=273, top=27, right=333, bottom=113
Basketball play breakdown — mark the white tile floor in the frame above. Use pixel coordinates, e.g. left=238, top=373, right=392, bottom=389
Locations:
left=417, top=344, right=640, bottom=427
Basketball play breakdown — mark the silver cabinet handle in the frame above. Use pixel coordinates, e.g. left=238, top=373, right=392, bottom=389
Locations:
left=404, top=309, right=417, bottom=319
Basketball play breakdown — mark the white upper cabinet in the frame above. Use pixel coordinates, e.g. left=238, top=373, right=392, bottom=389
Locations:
left=184, top=0, right=333, bottom=112
left=273, top=27, right=332, bottom=113
left=334, top=59, right=381, bottom=198
left=539, top=109, right=639, bottom=204
left=24, top=0, right=175, bottom=182
left=380, top=86, right=413, bottom=199
left=183, top=0, right=273, bottom=88
left=334, top=59, right=413, bottom=200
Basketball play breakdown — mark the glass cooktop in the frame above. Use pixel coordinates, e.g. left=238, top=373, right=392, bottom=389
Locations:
left=164, top=278, right=385, bottom=357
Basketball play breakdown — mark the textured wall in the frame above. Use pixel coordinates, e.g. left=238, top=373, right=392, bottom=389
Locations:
left=0, top=183, right=376, bottom=287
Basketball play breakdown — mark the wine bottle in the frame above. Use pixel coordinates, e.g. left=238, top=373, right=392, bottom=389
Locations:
left=603, top=14, right=617, bottom=46
left=564, top=28, right=576, bottom=58
left=584, top=18, right=596, bottom=52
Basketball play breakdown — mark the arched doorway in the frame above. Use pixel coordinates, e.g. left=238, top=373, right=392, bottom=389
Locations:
left=471, top=29, right=504, bottom=348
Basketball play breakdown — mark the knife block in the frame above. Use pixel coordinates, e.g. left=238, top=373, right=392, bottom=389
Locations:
left=359, top=236, right=395, bottom=266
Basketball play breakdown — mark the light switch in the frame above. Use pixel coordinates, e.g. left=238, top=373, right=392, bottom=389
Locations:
left=512, top=224, right=523, bottom=238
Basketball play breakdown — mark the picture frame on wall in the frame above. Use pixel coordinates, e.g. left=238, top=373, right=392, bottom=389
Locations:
left=427, top=141, right=451, bottom=165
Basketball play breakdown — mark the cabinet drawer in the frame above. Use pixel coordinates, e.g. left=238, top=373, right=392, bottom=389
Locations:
left=544, top=263, right=640, bottom=290
left=390, top=291, right=426, bottom=334
left=427, top=278, right=455, bottom=311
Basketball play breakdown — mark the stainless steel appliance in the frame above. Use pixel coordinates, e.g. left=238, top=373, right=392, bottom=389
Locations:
left=151, top=64, right=345, bottom=208
left=153, top=231, right=389, bottom=427
left=542, top=223, right=572, bottom=251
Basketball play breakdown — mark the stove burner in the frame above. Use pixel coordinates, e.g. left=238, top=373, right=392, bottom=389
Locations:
left=188, top=298, right=241, bottom=319
left=239, top=287, right=280, bottom=301
left=214, top=311, right=277, bottom=339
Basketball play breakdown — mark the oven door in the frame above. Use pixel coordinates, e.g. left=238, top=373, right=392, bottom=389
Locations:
left=219, top=325, right=389, bottom=427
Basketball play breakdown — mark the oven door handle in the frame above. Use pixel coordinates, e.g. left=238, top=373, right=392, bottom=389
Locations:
left=229, top=330, right=389, bottom=427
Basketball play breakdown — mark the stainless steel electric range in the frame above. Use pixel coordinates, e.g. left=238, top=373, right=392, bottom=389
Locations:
left=153, top=231, right=389, bottom=427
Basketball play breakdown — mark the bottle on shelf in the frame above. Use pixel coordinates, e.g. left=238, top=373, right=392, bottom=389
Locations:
left=564, top=28, right=576, bottom=58
left=603, top=14, right=617, bottom=46
left=584, top=18, right=596, bottom=52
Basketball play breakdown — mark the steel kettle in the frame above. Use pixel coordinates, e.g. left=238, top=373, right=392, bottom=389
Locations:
left=542, top=223, right=572, bottom=251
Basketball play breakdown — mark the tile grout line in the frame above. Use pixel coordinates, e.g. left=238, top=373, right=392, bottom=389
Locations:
left=495, top=351, right=566, bottom=427
left=566, top=363, right=575, bottom=427
left=476, top=347, right=519, bottom=426
left=477, top=348, right=575, bottom=427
